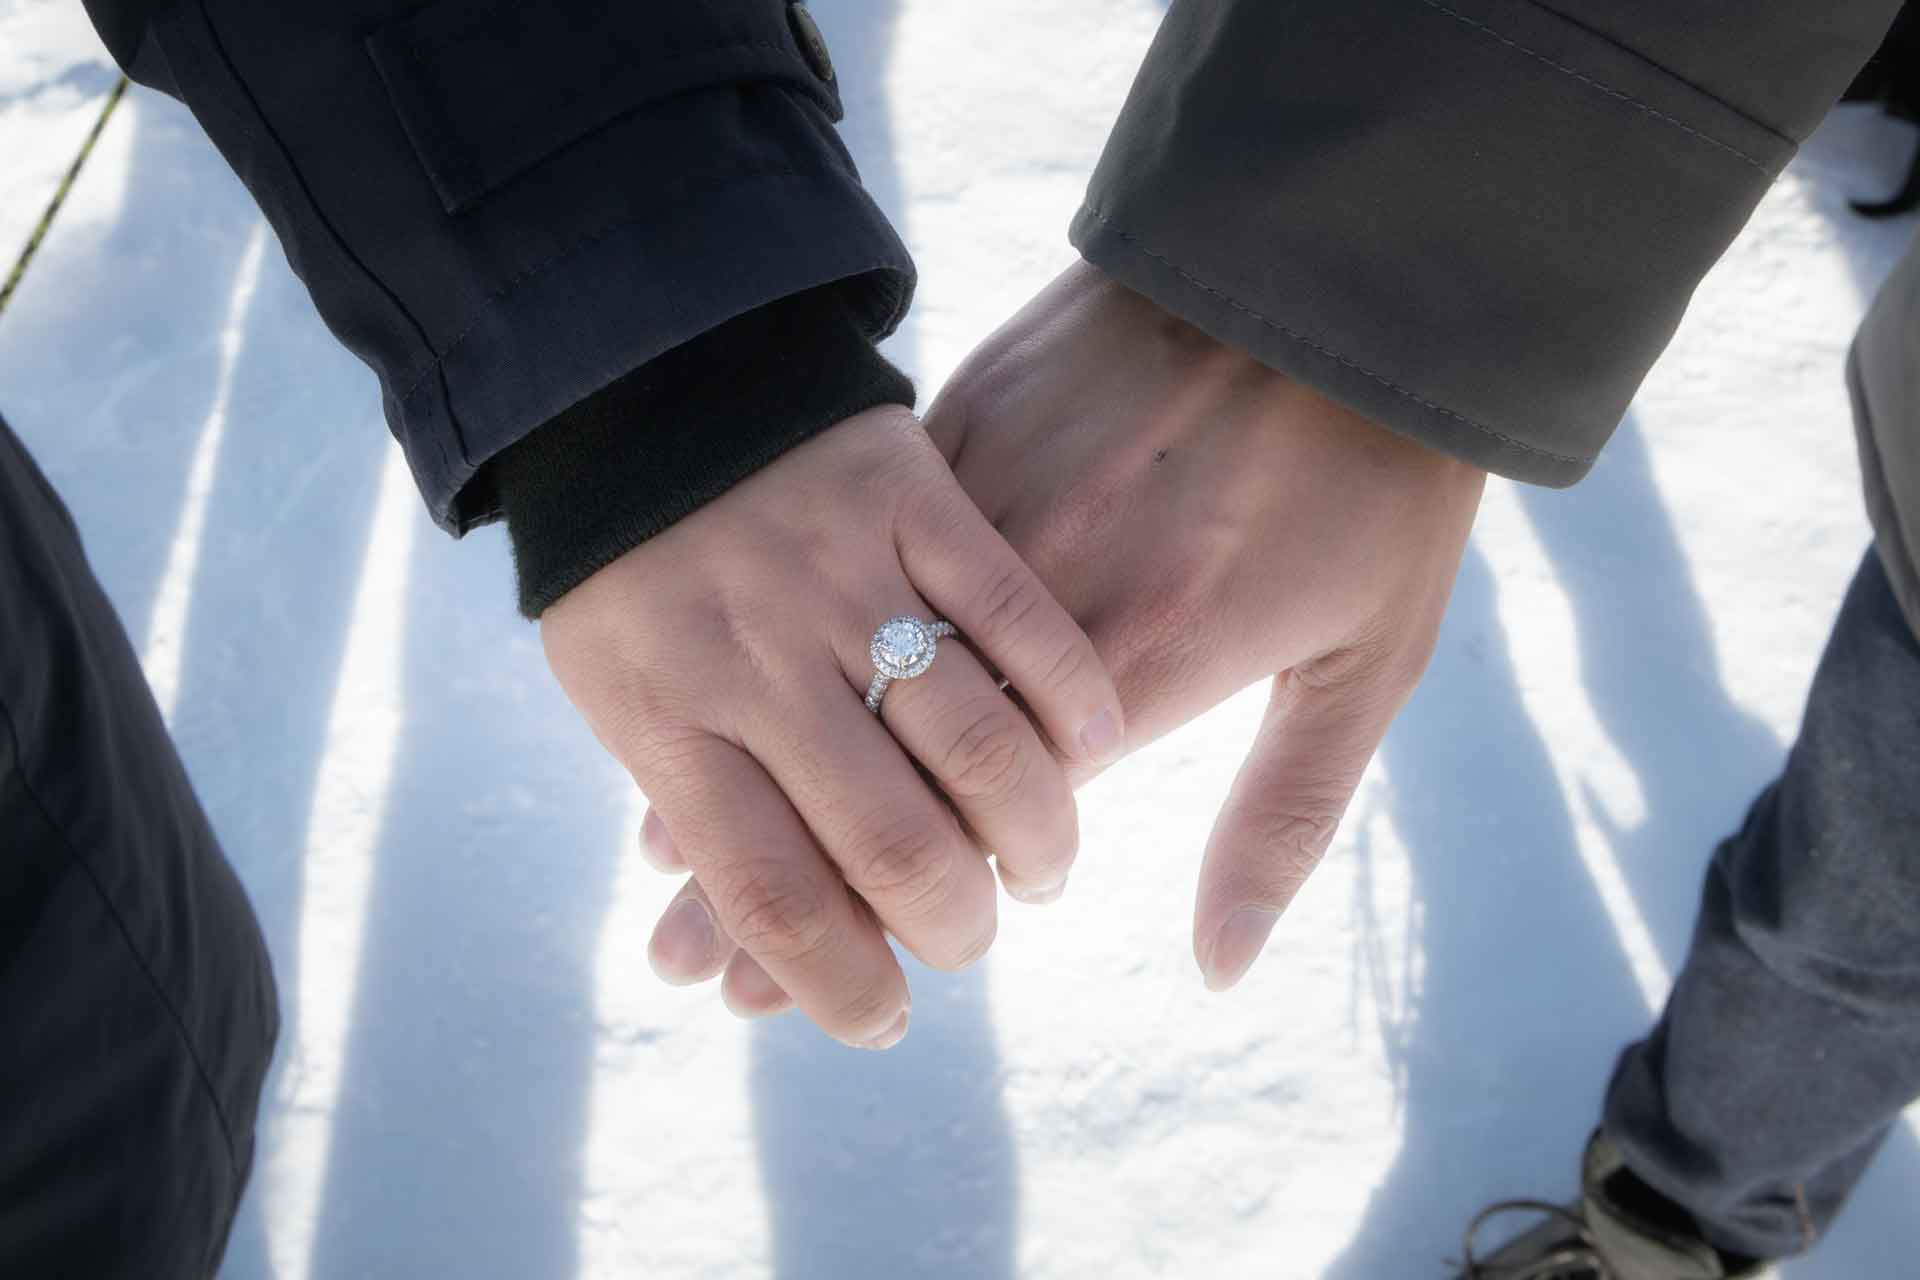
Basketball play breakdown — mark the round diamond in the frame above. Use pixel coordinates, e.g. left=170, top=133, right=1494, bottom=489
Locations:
left=871, top=617, right=937, bottom=679
left=879, top=620, right=923, bottom=660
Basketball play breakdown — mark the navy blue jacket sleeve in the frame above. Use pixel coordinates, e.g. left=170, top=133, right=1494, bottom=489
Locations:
left=81, top=0, right=915, bottom=535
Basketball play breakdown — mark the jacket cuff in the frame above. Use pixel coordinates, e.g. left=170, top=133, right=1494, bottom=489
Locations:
left=493, top=285, right=915, bottom=618
left=138, top=0, right=914, bottom=536
left=1071, top=0, right=1885, bottom=485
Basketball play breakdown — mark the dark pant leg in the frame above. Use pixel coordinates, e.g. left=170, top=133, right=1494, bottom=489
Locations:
left=1602, top=546, right=1920, bottom=1262
left=0, top=416, right=279, bottom=1278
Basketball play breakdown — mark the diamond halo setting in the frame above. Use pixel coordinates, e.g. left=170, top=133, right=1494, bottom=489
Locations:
left=871, top=617, right=938, bottom=679
left=865, top=615, right=958, bottom=712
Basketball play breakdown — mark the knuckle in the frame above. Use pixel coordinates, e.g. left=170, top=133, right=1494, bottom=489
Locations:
left=829, top=980, right=900, bottom=1037
left=845, top=811, right=958, bottom=917
left=937, top=704, right=1032, bottom=808
left=931, top=913, right=999, bottom=974
left=1277, top=642, right=1406, bottom=731
left=1038, top=634, right=1095, bottom=697
left=1241, top=789, right=1351, bottom=880
left=1288, top=644, right=1382, bottom=695
left=616, top=710, right=715, bottom=782
left=715, top=861, right=836, bottom=963
left=1292, top=625, right=1408, bottom=700
left=1256, top=808, right=1340, bottom=862
left=971, top=566, right=1046, bottom=644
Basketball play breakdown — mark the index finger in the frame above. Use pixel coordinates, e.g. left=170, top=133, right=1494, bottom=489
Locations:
left=896, top=472, right=1126, bottom=776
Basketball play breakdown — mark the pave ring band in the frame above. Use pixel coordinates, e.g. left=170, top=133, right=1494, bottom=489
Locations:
left=865, top=616, right=958, bottom=713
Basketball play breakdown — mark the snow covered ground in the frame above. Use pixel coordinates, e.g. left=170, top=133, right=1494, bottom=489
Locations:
left=3, top=0, right=1917, bottom=1276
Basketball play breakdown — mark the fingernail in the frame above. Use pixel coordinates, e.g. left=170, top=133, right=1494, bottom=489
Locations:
left=1006, top=876, right=1067, bottom=905
left=726, top=955, right=789, bottom=1014
left=1205, top=907, right=1279, bottom=992
left=650, top=897, right=716, bottom=981
left=640, top=809, right=681, bottom=870
left=858, top=1009, right=911, bottom=1051
left=1080, top=707, right=1122, bottom=762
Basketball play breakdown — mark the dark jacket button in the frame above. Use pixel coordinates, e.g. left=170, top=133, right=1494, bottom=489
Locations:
left=788, top=2, right=836, bottom=84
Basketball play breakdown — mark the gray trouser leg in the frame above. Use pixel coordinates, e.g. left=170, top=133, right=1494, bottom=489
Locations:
left=1602, top=547, right=1920, bottom=1262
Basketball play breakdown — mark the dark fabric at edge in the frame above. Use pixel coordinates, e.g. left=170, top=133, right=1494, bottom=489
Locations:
left=0, top=416, right=278, bottom=1275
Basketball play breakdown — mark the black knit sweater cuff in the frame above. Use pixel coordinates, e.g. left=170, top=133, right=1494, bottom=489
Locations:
left=493, top=286, right=916, bottom=618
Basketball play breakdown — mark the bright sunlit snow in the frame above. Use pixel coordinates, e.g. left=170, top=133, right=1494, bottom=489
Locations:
left=2, top=0, right=1916, bottom=1276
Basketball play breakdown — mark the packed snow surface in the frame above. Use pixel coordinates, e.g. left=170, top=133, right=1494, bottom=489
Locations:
left=3, top=0, right=1917, bottom=1275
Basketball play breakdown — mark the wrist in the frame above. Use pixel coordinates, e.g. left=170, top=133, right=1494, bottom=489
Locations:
left=493, top=286, right=915, bottom=619
left=1083, top=258, right=1490, bottom=491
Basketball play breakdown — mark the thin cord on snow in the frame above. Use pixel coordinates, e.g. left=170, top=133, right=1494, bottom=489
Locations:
left=0, top=73, right=130, bottom=322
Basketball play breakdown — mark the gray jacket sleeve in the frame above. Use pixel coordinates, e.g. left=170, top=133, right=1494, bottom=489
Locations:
left=1070, top=0, right=1902, bottom=485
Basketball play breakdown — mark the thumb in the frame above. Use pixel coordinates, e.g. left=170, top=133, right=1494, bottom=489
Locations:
left=1193, top=647, right=1406, bottom=991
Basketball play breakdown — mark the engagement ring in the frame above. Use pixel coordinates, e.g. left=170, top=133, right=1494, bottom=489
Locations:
left=865, top=616, right=957, bottom=713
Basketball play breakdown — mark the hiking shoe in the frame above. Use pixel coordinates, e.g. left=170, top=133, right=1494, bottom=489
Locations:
left=1455, top=1131, right=1766, bottom=1279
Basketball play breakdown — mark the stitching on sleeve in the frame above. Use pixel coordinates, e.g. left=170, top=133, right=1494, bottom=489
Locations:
left=1416, top=0, right=1773, bottom=173
left=1080, top=205, right=1594, bottom=467
left=194, top=0, right=453, bottom=477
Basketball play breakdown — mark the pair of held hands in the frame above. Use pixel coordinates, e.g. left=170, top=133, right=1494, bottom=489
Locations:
left=542, top=262, right=1487, bottom=1049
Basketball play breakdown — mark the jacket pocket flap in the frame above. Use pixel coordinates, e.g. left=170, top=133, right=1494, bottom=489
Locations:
left=367, top=0, right=838, bottom=214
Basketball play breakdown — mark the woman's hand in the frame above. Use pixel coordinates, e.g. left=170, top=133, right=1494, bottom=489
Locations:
left=541, top=405, right=1123, bottom=1047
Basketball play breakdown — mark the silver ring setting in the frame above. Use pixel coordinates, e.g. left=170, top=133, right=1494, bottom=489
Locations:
left=865, top=616, right=957, bottom=713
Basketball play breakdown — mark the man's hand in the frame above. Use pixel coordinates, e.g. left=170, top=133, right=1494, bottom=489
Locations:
left=644, top=262, right=1482, bottom=1002
left=543, top=405, right=1122, bottom=1046
left=925, top=261, right=1485, bottom=987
